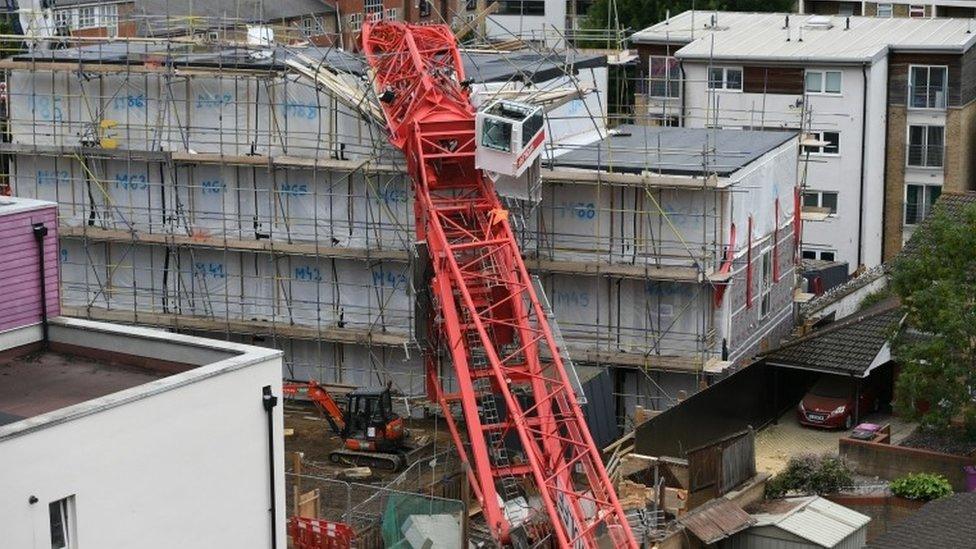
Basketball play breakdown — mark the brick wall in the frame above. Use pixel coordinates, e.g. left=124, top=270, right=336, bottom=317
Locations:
left=840, top=437, right=976, bottom=491
left=826, top=493, right=925, bottom=542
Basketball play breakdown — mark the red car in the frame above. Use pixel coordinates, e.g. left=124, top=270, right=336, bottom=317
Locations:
left=797, top=375, right=881, bottom=430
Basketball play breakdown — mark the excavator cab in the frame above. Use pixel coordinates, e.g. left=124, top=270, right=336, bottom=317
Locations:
left=341, top=386, right=405, bottom=456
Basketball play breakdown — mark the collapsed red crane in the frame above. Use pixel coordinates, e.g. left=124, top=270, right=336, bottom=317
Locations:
left=361, top=21, right=637, bottom=547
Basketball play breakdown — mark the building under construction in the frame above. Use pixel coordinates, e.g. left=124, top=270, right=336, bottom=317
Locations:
left=2, top=14, right=798, bottom=433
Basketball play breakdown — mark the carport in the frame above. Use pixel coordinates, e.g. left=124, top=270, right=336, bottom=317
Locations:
left=763, top=300, right=905, bottom=425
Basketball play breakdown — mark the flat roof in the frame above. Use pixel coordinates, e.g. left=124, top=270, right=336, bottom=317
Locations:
left=0, top=317, right=281, bottom=441
left=0, top=195, right=55, bottom=217
left=631, top=11, right=976, bottom=63
left=0, top=349, right=170, bottom=426
left=550, top=125, right=796, bottom=177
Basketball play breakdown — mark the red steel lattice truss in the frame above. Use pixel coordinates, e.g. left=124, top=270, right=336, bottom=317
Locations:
left=361, top=21, right=637, bottom=547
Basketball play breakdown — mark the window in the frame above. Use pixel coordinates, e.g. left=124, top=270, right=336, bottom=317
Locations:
left=497, top=0, right=545, bottom=15
left=419, top=0, right=432, bottom=17
left=805, top=70, right=842, bottom=94
left=802, top=191, right=839, bottom=215
left=707, top=67, right=742, bottom=91
left=348, top=12, right=363, bottom=31
left=482, top=118, right=512, bottom=152
left=905, top=184, right=942, bottom=225
left=838, top=4, right=855, bottom=16
left=877, top=3, right=893, bottom=17
left=759, top=250, right=773, bottom=319
left=909, top=4, right=926, bottom=18
left=521, top=110, right=544, bottom=147
left=365, top=0, right=383, bottom=14
left=49, top=496, right=75, bottom=549
left=907, top=125, right=944, bottom=167
left=101, top=4, right=118, bottom=37
left=909, top=66, right=947, bottom=109
left=298, top=16, right=319, bottom=36
left=54, top=9, right=71, bottom=33
left=77, top=6, right=95, bottom=29
left=649, top=56, right=681, bottom=98
left=801, top=249, right=836, bottom=261
left=385, top=8, right=398, bottom=20
left=801, top=131, right=840, bottom=155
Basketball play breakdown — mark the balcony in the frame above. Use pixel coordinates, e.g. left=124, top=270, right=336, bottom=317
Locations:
left=907, top=144, right=944, bottom=168
left=909, top=85, right=947, bottom=110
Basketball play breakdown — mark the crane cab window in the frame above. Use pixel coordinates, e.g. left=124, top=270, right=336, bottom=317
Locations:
left=482, top=117, right=512, bottom=152
left=522, top=110, right=544, bottom=147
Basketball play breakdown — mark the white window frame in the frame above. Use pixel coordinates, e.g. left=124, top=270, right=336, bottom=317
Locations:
left=908, top=65, right=948, bottom=110
left=365, top=0, right=383, bottom=14
left=802, top=131, right=841, bottom=156
left=707, top=66, right=743, bottom=92
left=54, top=8, right=71, bottom=31
left=802, top=191, right=839, bottom=216
left=76, top=6, right=96, bottom=29
left=801, top=249, right=837, bottom=261
left=49, top=496, right=76, bottom=549
left=876, top=3, right=893, bottom=17
left=348, top=12, right=363, bottom=31
left=906, top=124, right=945, bottom=168
left=909, top=4, right=926, bottom=18
left=101, top=4, right=118, bottom=37
left=904, top=184, right=942, bottom=225
left=385, top=8, right=398, bottom=20
left=648, top=55, right=681, bottom=99
left=759, top=249, right=773, bottom=320
left=805, top=70, right=843, bottom=95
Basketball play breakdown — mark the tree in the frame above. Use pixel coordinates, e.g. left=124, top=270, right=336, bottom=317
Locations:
left=582, top=0, right=796, bottom=35
left=891, top=202, right=976, bottom=434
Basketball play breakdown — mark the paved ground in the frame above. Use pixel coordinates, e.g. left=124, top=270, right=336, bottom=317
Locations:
left=755, top=409, right=917, bottom=476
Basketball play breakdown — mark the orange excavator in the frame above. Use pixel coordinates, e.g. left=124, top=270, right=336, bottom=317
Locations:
left=283, top=380, right=408, bottom=471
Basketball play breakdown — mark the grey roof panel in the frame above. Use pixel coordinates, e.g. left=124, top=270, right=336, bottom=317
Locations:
left=867, top=493, right=976, bottom=549
left=631, top=11, right=976, bottom=62
left=550, top=125, right=795, bottom=176
left=764, top=299, right=903, bottom=377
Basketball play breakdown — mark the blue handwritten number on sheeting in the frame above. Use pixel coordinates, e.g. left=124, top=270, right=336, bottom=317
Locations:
left=114, top=173, right=148, bottom=190
left=37, top=170, right=67, bottom=185
left=194, top=262, right=226, bottom=279
left=372, top=268, right=406, bottom=289
left=112, top=94, right=146, bottom=110
left=559, top=202, right=596, bottom=220
left=294, top=265, right=322, bottom=282
left=285, top=101, right=317, bottom=120
left=201, top=180, right=225, bottom=194
left=281, top=183, right=308, bottom=196
left=195, top=93, right=233, bottom=109
left=554, top=290, right=590, bottom=308
left=29, top=94, right=63, bottom=121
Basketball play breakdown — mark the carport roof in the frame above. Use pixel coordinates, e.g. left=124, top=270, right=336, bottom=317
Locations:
left=763, top=299, right=903, bottom=378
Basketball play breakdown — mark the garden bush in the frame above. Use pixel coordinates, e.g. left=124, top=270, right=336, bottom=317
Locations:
left=889, top=473, right=953, bottom=501
left=765, top=454, right=854, bottom=498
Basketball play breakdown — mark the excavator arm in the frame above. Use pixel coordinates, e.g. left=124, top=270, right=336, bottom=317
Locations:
left=283, top=381, right=346, bottom=437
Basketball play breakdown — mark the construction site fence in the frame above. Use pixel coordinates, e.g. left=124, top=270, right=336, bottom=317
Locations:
left=285, top=472, right=466, bottom=549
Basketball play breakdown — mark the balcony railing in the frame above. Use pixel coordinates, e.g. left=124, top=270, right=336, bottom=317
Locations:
left=907, top=144, right=944, bottom=168
left=909, top=85, right=947, bottom=109
left=904, top=201, right=935, bottom=225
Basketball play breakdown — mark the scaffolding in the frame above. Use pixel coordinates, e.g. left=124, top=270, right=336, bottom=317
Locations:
left=0, top=12, right=798, bottom=419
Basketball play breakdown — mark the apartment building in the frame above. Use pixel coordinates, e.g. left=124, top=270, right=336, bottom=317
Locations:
left=631, top=12, right=976, bottom=270
left=800, top=0, right=976, bottom=18
left=46, top=0, right=337, bottom=43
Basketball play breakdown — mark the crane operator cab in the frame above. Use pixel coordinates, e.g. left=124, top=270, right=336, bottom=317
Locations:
left=475, top=99, right=545, bottom=201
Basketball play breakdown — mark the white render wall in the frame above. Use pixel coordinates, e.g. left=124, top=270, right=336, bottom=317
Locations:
left=0, top=321, right=286, bottom=549
left=675, top=61, right=883, bottom=272
left=485, top=1, right=567, bottom=47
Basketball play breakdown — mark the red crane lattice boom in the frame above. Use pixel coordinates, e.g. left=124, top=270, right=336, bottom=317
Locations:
left=362, top=22, right=637, bottom=547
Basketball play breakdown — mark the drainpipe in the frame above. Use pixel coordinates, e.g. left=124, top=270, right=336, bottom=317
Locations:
left=262, top=385, right=279, bottom=549
left=857, top=63, right=869, bottom=269
left=679, top=59, right=687, bottom=126
left=32, top=222, right=49, bottom=348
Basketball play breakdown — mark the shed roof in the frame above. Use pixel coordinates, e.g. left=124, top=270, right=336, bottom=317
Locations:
left=631, top=11, right=976, bottom=63
left=679, top=498, right=755, bottom=544
left=752, top=496, right=870, bottom=548
left=763, top=299, right=902, bottom=377
left=866, top=492, right=976, bottom=549
left=550, top=125, right=795, bottom=176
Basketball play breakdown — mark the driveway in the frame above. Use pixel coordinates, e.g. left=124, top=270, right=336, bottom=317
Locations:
left=755, top=409, right=917, bottom=476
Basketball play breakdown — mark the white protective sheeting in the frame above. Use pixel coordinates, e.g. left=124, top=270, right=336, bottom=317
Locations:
left=615, top=278, right=707, bottom=356
left=11, top=155, right=87, bottom=227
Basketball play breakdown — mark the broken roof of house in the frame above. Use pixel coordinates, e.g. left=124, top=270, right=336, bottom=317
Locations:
left=867, top=493, right=976, bottom=549
left=764, top=299, right=903, bottom=377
